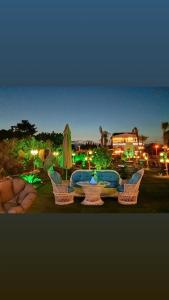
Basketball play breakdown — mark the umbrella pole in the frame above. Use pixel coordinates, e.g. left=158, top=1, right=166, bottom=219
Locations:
left=65, top=169, right=68, bottom=180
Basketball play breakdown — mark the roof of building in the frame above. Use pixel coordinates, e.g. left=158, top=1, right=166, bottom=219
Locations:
left=112, top=132, right=136, bottom=138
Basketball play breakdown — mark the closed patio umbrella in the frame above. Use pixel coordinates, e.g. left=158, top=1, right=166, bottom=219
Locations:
left=63, top=124, right=72, bottom=180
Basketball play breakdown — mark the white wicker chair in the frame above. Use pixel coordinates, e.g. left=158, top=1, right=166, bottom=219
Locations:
left=48, top=172, right=74, bottom=205
left=118, top=169, right=144, bottom=205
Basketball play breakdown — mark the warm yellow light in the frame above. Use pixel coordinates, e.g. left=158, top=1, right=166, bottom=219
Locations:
left=160, top=159, right=164, bottom=163
left=166, top=159, right=169, bottom=163
left=31, top=149, right=38, bottom=156
left=115, top=150, right=123, bottom=154
left=88, top=150, right=93, bottom=155
left=160, top=152, right=164, bottom=156
left=155, top=144, right=159, bottom=148
left=163, top=145, right=168, bottom=150
left=85, top=157, right=88, bottom=161
left=72, top=153, right=76, bottom=156
left=53, top=151, right=59, bottom=157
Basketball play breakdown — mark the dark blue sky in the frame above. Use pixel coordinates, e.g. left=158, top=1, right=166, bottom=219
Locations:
left=0, top=0, right=169, bottom=85
left=0, top=1, right=168, bottom=142
left=0, top=86, right=168, bottom=142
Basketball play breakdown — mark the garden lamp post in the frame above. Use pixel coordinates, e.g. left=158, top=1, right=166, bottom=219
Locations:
left=143, top=152, right=149, bottom=168
left=31, top=149, right=38, bottom=170
left=155, top=144, right=159, bottom=157
left=85, top=150, right=93, bottom=170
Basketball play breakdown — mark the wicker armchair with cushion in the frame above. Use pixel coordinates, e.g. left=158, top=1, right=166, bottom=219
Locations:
left=117, top=169, right=144, bottom=205
left=48, top=170, right=74, bottom=205
left=0, top=177, right=37, bottom=214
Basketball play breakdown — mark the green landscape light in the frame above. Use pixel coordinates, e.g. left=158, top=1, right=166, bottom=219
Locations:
left=20, top=174, right=42, bottom=185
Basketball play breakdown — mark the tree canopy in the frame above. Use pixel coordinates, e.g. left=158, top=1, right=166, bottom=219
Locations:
left=36, top=131, right=63, bottom=146
left=11, top=120, right=37, bottom=138
left=0, top=120, right=63, bottom=145
left=0, top=120, right=37, bottom=140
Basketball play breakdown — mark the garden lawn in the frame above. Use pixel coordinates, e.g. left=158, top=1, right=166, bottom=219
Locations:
left=28, top=169, right=169, bottom=213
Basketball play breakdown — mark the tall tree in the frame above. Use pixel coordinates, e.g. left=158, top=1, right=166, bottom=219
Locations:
left=139, top=135, right=149, bottom=144
left=110, top=134, right=114, bottom=148
left=0, top=129, right=13, bottom=141
left=99, top=126, right=104, bottom=147
left=11, top=120, right=37, bottom=139
left=161, top=122, right=169, bottom=146
left=99, top=126, right=110, bottom=147
left=132, top=127, right=139, bottom=146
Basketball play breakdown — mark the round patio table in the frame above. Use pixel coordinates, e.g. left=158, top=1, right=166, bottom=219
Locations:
left=77, top=181, right=109, bottom=206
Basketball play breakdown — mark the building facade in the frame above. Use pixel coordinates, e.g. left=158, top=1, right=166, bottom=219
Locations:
left=112, top=132, right=144, bottom=157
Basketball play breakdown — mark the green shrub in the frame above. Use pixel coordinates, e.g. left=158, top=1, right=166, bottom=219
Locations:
left=92, top=147, right=112, bottom=170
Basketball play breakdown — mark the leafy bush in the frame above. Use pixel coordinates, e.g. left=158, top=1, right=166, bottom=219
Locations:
left=122, top=148, right=135, bottom=161
left=92, top=147, right=112, bottom=170
left=11, top=137, right=54, bottom=170
left=0, top=140, right=22, bottom=176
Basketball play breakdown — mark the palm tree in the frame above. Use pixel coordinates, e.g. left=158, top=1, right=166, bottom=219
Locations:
left=139, top=135, right=148, bottom=145
left=99, top=126, right=104, bottom=147
left=161, top=122, right=169, bottom=146
left=99, top=126, right=111, bottom=147
left=110, top=134, right=114, bottom=148
left=132, top=127, right=139, bottom=146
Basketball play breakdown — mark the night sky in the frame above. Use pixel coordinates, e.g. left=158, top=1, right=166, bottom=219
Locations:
left=0, top=86, right=168, bottom=143
left=0, top=0, right=169, bottom=85
left=0, top=1, right=169, bottom=142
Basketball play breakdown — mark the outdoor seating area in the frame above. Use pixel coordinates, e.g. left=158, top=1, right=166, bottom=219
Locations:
left=70, top=169, right=122, bottom=197
left=0, top=119, right=169, bottom=213
left=25, top=168, right=169, bottom=213
left=0, top=166, right=147, bottom=213
left=47, top=168, right=144, bottom=207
